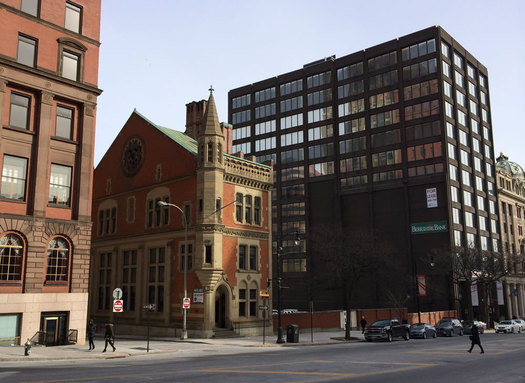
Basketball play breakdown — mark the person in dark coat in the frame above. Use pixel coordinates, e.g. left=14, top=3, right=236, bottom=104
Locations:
left=467, top=323, right=484, bottom=353
left=360, top=316, right=367, bottom=334
left=87, top=319, right=96, bottom=350
left=102, top=322, right=116, bottom=352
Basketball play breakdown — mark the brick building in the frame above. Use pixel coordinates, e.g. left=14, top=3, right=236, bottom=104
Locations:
left=0, top=0, right=101, bottom=345
left=89, top=91, right=273, bottom=338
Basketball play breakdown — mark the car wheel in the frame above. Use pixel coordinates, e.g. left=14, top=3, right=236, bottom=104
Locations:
left=404, top=331, right=409, bottom=341
left=459, top=330, right=463, bottom=336
left=449, top=331, right=453, bottom=337
left=387, top=332, right=393, bottom=342
left=423, top=332, right=427, bottom=339
left=432, top=332, right=437, bottom=338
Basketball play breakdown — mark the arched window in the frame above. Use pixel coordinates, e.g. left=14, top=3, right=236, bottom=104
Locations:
left=46, top=237, right=70, bottom=282
left=0, top=233, right=24, bottom=281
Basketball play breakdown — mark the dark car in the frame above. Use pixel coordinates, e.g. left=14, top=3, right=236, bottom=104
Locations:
left=435, top=318, right=463, bottom=337
left=462, top=320, right=485, bottom=335
left=409, top=323, right=436, bottom=339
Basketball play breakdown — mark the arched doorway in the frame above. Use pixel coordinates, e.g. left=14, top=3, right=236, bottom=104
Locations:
left=214, top=285, right=229, bottom=329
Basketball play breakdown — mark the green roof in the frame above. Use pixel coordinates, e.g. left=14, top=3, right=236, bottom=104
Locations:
left=133, top=109, right=197, bottom=156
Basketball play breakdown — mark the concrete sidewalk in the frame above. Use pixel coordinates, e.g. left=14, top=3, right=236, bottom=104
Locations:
left=0, top=330, right=364, bottom=362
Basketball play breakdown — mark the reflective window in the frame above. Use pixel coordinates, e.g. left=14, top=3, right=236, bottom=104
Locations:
left=308, top=124, right=333, bottom=141
left=339, top=117, right=365, bottom=135
left=467, top=64, right=476, bottom=79
left=17, top=34, right=36, bottom=67
left=371, top=129, right=401, bottom=147
left=234, top=125, right=251, bottom=139
left=280, top=79, right=303, bottom=96
left=55, top=105, right=74, bottom=139
left=49, top=164, right=72, bottom=206
left=463, top=190, right=473, bottom=207
left=280, top=131, right=303, bottom=147
left=442, top=61, right=451, bottom=78
left=281, top=113, right=303, bottom=130
left=404, top=79, right=438, bottom=100
left=368, top=51, right=397, bottom=71
left=308, top=106, right=333, bottom=123
left=340, top=174, right=368, bottom=187
left=65, top=2, right=81, bottom=33
left=372, top=169, right=403, bottom=182
left=369, top=70, right=398, bottom=90
left=404, top=100, right=439, bottom=121
left=340, top=136, right=366, bottom=154
left=281, top=148, right=304, bottom=165
left=255, top=103, right=275, bottom=119
left=370, top=109, right=399, bottom=128
left=46, top=237, right=70, bottom=281
left=338, top=80, right=364, bottom=98
left=21, top=0, right=39, bottom=16
left=455, top=71, right=465, bottom=88
left=453, top=52, right=463, bottom=68
left=402, top=39, right=436, bottom=61
left=337, top=62, right=363, bottom=80
left=281, top=96, right=303, bottom=112
left=450, top=186, right=459, bottom=202
left=371, top=149, right=402, bottom=167
left=232, top=110, right=250, bottom=124
left=9, top=92, right=30, bottom=130
left=307, top=72, right=331, bottom=89
left=307, top=90, right=330, bottom=106
left=0, top=233, right=24, bottom=281
left=406, top=142, right=442, bottom=161
left=309, top=161, right=334, bottom=177
left=1, top=155, right=28, bottom=201
left=255, top=137, right=276, bottom=151
left=340, top=156, right=367, bottom=172
left=62, top=50, right=79, bottom=80
left=232, top=94, right=250, bottom=109
left=338, top=100, right=364, bottom=117
left=255, top=87, right=275, bottom=103
left=403, top=58, right=437, bottom=81
left=441, top=42, right=450, bottom=58
left=369, top=89, right=399, bottom=109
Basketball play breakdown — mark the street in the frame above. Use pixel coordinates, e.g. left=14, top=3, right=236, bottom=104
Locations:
left=2, top=333, right=524, bottom=382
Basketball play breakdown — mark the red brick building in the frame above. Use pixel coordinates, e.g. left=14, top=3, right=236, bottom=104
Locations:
left=0, top=0, right=101, bottom=345
left=90, top=91, right=273, bottom=338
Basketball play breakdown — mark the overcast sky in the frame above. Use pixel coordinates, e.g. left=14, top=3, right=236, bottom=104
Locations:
left=95, top=0, right=525, bottom=169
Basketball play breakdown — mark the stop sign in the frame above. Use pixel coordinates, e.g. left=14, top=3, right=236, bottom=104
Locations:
left=182, top=297, right=190, bottom=309
left=113, top=299, right=124, bottom=313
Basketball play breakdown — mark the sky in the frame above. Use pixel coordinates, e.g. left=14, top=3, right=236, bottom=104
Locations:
left=95, top=0, right=525, bottom=168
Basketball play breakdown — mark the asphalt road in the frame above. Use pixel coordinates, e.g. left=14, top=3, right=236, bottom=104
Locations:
left=2, top=333, right=524, bottom=383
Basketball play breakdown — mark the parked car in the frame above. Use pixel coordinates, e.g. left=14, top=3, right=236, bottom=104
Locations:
left=435, top=318, right=463, bottom=337
left=513, top=319, right=525, bottom=332
left=409, top=323, right=436, bottom=339
left=495, top=320, right=521, bottom=333
left=462, top=320, right=485, bottom=335
left=364, top=319, right=410, bottom=342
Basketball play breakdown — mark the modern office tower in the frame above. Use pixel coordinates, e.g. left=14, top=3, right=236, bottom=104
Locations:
left=229, top=26, right=500, bottom=320
left=495, top=153, right=525, bottom=319
left=0, top=1, right=101, bottom=345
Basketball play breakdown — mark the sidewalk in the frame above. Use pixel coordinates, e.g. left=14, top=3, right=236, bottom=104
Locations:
left=0, top=330, right=364, bottom=362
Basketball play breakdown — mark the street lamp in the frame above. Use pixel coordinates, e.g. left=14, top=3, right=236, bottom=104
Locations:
left=158, top=200, right=188, bottom=340
left=274, top=232, right=301, bottom=344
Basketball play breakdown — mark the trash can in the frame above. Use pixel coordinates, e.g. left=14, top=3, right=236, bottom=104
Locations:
left=286, top=324, right=299, bottom=343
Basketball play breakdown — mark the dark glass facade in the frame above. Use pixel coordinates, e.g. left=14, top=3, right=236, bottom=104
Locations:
left=229, top=26, right=499, bottom=316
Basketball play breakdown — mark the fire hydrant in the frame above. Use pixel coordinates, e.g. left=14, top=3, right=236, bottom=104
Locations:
left=24, top=339, right=31, bottom=356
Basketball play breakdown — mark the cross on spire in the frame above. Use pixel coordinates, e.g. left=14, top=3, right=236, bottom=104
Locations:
left=209, top=85, right=214, bottom=94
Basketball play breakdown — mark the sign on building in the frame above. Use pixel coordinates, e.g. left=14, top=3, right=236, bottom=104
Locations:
left=426, top=187, right=438, bottom=208
left=411, top=221, right=448, bottom=234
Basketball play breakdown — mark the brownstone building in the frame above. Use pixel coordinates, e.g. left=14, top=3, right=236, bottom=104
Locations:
left=0, top=0, right=101, bottom=345
left=495, top=154, right=525, bottom=319
left=89, top=91, right=273, bottom=338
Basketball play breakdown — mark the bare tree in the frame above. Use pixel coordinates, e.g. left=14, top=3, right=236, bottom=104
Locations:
left=450, top=246, right=509, bottom=323
left=310, top=225, right=392, bottom=340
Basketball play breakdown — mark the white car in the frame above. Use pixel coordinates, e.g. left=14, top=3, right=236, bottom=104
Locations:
left=513, top=319, right=525, bottom=332
left=495, top=320, right=521, bottom=333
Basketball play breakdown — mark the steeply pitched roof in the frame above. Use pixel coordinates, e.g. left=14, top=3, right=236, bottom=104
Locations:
left=133, top=109, right=197, bottom=156
left=202, top=90, right=222, bottom=136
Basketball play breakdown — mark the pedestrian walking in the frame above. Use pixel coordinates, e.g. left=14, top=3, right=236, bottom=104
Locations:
left=360, top=316, right=367, bottom=334
left=102, top=322, right=116, bottom=353
left=87, top=319, right=96, bottom=350
left=467, top=323, right=484, bottom=353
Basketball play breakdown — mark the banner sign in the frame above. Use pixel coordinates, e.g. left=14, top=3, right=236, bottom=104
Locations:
left=426, top=187, right=438, bottom=208
left=417, top=275, right=427, bottom=296
left=411, top=221, right=448, bottom=234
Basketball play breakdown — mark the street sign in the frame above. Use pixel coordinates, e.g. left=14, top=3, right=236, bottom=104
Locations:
left=113, top=299, right=124, bottom=313
left=258, top=305, right=268, bottom=310
left=183, top=297, right=191, bottom=309
left=113, top=288, right=123, bottom=300
left=143, top=303, right=156, bottom=311
left=259, top=291, right=269, bottom=298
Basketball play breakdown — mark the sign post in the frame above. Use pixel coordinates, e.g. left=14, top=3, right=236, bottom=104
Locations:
left=182, top=297, right=191, bottom=310
left=143, top=304, right=156, bottom=352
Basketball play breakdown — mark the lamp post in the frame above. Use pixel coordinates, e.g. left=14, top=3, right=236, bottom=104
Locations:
left=274, top=232, right=301, bottom=344
left=158, top=200, right=188, bottom=340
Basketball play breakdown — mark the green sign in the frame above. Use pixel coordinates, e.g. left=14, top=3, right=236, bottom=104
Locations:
left=411, top=221, right=448, bottom=234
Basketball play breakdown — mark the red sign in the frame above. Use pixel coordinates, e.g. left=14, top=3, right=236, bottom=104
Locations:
left=182, top=297, right=191, bottom=309
left=113, top=299, right=124, bottom=312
